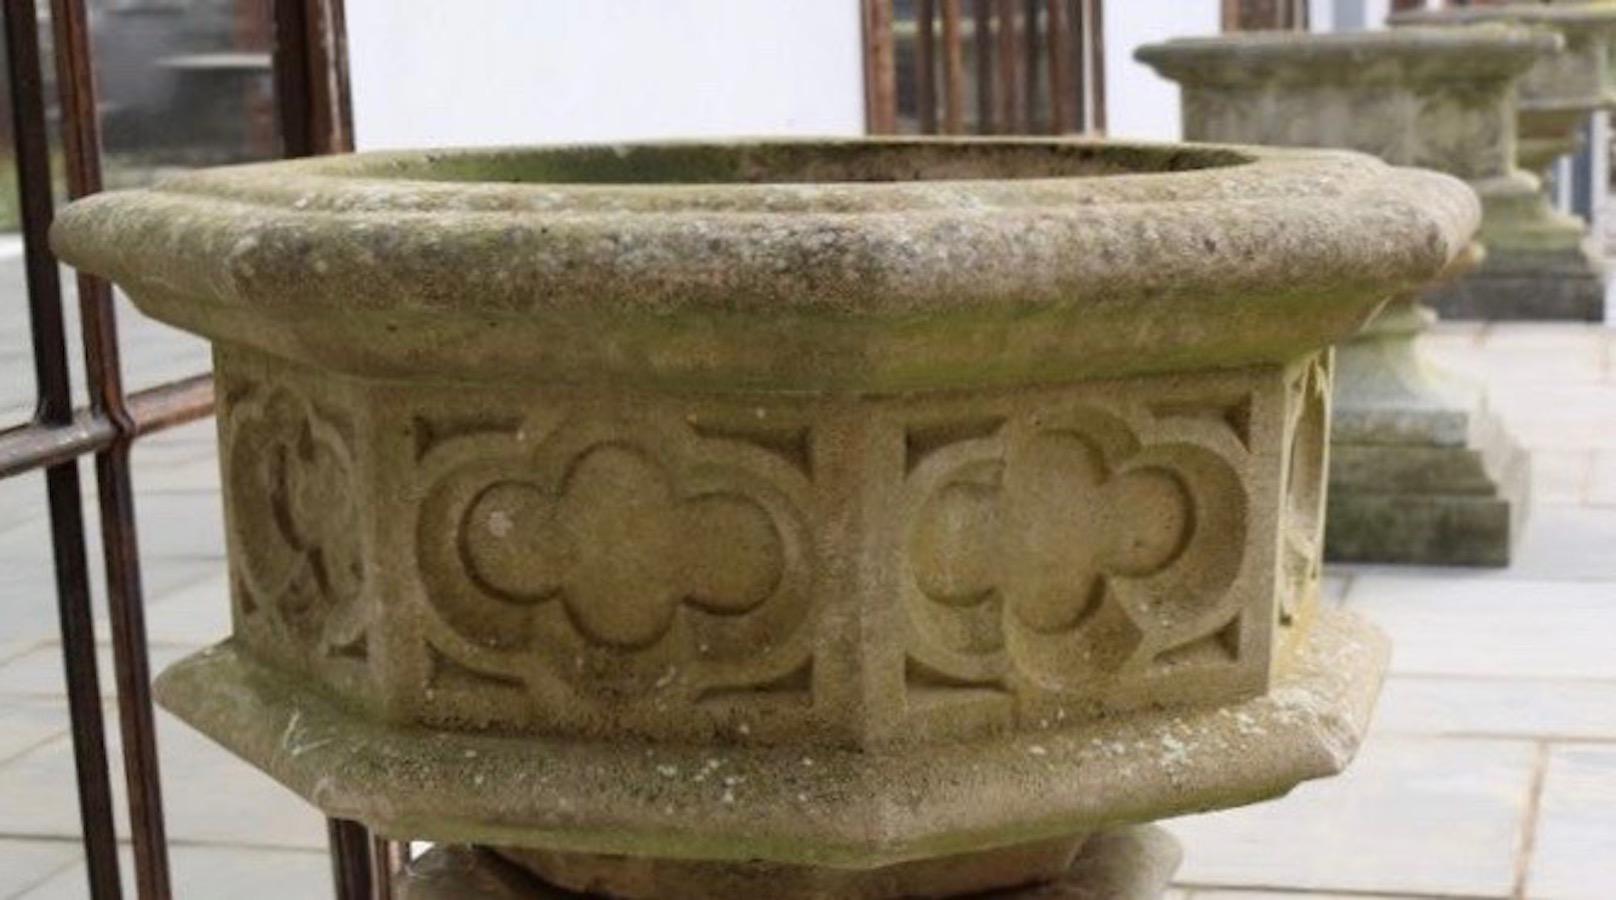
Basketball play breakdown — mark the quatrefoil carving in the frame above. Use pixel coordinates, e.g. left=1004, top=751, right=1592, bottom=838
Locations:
left=912, top=432, right=1192, bottom=636
left=416, top=416, right=812, bottom=697
left=904, top=407, right=1247, bottom=692
left=460, top=443, right=784, bottom=650
left=227, top=387, right=368, bottom=654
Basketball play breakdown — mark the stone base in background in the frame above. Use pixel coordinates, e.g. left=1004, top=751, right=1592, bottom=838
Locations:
left=398, top=826, right=1183, bottom=900
left=1325, top=298, right=1530, bottom=567
left=1424, top=240, right=1606, bottom=322
left=1327, top=402, right=1530, bottom=568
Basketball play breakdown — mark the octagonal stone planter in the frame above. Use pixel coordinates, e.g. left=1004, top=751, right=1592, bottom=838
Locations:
left=52, top=140, right=1476, bottom=899
left=1391, top=3, right=1616, bottom=320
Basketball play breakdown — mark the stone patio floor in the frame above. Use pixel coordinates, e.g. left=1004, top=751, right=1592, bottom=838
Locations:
left=1, top=241, right=1613, bottom=897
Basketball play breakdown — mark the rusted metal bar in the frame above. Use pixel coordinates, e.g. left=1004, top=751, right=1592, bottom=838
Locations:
left=128, top=375, right=216, bottom=438
left=275, top=0, right=355, bottom=155
left=273, top=0, right=312, bottom=153
left=1072, top=0, right=1088, bottom=131
left=940, top=0, right=966, bottom=133
left=3, top=1, right=123, bottom=897
left=973, top=0, right=994, bottom=133
left=996, top=0, right=1021, bottom=133
left=861, top=0, right=898, bottom=133
left=1223, top=0, right=1311, bottom=30
left=1023, top=0, right=1040, bottom=132
left=917, top=0, right=938, bottom=133
left=328, top=819, right=375, bottom=900
left=0, top=417, right=113, bottom=480
left=49, top=1, right=175, bottom=896
left=277, top=7, right=369, bottom=893
left=370, top=837, right=408, bottom=899
left=1089, top=0, right=1107, bottom=133
left=282, top=2, right=368, bottom=891
left=1047, top=0, right=1072, bottom=132
left=0, top=375, right=216, bottom=480
left=1222, top=0, right=1243, bottom=30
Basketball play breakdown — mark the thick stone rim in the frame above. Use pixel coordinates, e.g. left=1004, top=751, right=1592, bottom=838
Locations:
left=51, top=138, right=1478, bottom=390
left=1136, top=25, right=1559, bottom=83
left=1389, top=8, right=1616, bottom=112
left=1389, top=4, right=1616, bottom=28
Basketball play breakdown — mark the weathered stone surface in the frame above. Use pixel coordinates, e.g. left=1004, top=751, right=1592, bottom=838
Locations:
left=1389, top=4, right=1616, bottom=320
left=402, top=827, right=1182, bottom=898
left=498, top=836, right=1086, bottom=899
left=1391, top=4, right=1616, bottom=169
left=52, top=140, right=1462, bottom=896
left=52, top=142, right=1476, bottom=390
left=151, top=598, right=1389, bottom=869
left=400, top=828, right=1181, bottom=900
left=1138, top=32, right=1534, bottom=565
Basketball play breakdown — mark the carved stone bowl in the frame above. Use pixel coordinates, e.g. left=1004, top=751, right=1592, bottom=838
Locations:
left=53, top=139, right=1476, bottom=897
left=1391, top=3, right=1616, bottom=171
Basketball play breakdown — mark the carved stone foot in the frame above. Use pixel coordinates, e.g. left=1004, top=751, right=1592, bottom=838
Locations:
left=398, top=827, right=1183, bottom=900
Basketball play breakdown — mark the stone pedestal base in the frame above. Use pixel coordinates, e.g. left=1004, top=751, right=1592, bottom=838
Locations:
left=1429, top=174, right=1608, bottom=322
left=1325, top=301, right=1530, bottom=566
left=1326, top=405, right=1530, bottom=566
left=399, top=827, right=1183, bottom=900
left=1422, top=239, right=1606, bottom=321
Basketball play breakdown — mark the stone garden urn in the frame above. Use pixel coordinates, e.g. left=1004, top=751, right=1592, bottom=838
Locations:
left=1390, top=3, right=1616, bottom=320
left=51, top=140, right=1475, bottom=898
left=1138, top=27, right=1545, bottom=567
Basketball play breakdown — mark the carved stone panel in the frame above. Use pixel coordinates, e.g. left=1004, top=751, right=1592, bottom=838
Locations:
left=402, top=399, right=818, bottom=743
left=212, top=348, right=1326, bottom=749
left=893, top=363, right=1297, bottom=738
left=217, top=348, right=377, bottom=704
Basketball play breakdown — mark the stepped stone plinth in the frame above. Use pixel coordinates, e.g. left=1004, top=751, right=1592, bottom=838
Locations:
left=1390, top=4, right=1616, bottom=320
left=1139, top=28, right=1542, bottom=566
left=51, top=139, right=1475, bottom=897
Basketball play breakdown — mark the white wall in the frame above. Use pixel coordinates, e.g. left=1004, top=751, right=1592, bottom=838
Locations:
left=345, top=0, right=866, bottom=150
left=1103, top=0, right=1222, bottom=141
left=1310, top=0, right=1394, bottom=31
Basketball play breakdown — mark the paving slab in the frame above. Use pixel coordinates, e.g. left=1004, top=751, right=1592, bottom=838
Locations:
left=0, top=706, right=325, bottom=850
left=1373, top=675, right=1616, bottom=741
left=1165, top=736, right=1535, bottom=897
left=1189, top=885, right=1428, bottom=891
left=137, top=569, right=231, bottom=646
left=1590, top=450, right=1616, bottom=506
left=1532, top=449, right=1594, bottom=505
left=1525, top=744, right=1616, bottom=900
left=0, top=839, right=80, bottom=898
left=0, top=489, right=226, bottom=564
left=0, top=698, right=67, bottom=765
left=1349, top=575, right=1616, bottom=679
left=1509, top=504, right=1616, bottom=580
left=16, top=843, right=331, bottom=900
left=1486, top=384, right=1616, bottom=450
left=0, top=471, right=53, bottom=533
left=1469, top=324, right=1609, bottom=385
left=0, top=643, right=194, bottom=699
left=129, top=428, right=222, bottom=494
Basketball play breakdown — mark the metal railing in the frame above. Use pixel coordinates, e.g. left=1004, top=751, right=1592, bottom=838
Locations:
left=0, top=0, right=366, bottom=896
left=863, top=0, right=1109, bottom=136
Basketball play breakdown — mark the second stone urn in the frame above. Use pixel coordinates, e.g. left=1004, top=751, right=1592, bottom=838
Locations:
left=1139, top=27, right=1544, bottom=566
left=51, top=139, right=1476, bottom=898
left=1390, top=3, right=1616, bottom=320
